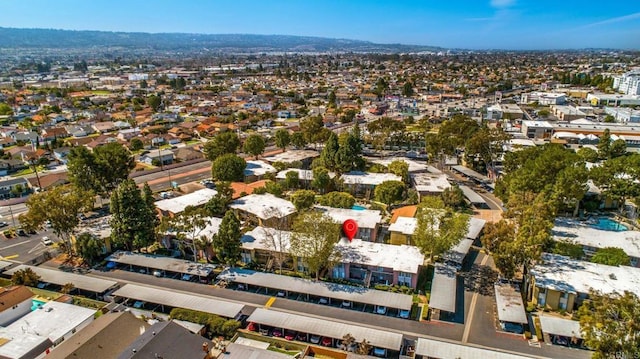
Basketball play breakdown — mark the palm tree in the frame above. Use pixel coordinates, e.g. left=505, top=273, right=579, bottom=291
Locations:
left=61, top=282, right=75, bottom=294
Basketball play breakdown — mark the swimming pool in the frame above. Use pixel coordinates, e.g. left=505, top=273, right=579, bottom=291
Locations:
left=31, top=299, right=46, bottom=311
left=351, top=205, right=366, bottom=211
left=591, top=218, right=628, bottom=232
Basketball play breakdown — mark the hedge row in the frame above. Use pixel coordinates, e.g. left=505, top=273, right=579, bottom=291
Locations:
left=169, top=308, right=241, bottom=339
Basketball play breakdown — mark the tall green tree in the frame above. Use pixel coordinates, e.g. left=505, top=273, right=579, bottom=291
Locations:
left=212, top=210, right=242, bottom=266
left=243, top=134, right=266, bottom=158
left=211, top=154, right=246, bottom=182
left=374, top=180, right=406, bottom=207
left=402, top=81, right=414, bottom=97
left=110, top=179, right=157, bottom=251
left=319, top=132, right=339, bottom=170
left=290, top=132, right=307, bottom=149
left=20, top=186, right=94, bottom=253
left=67, top=143, right=134, bottom=196
left=203, top=132, right=241, bottom=160
left=481, top=220, right=519, bottom=278
left=388, top=160, right=409, bottom=183
left=597, top=128, right=612, bottom=159
left=578, top=291, right=640, bottom=359
left=205, top=181, right=234, bottom=216
left=311, top=166, right=332, bottom=194
left=147, top=95, right=162, bottom=112
left=274, top=129, right=291, bottom=151
left=317, top=191, right=355, bottom=209
left=441, top=185, right=467, bottom=211
left=161, top=206, right=209, bottom=261
left=75, top=232, right=103, bottom=265
left=290, top=211, right=340, bottom=280
left=290, top=189, right=316, bottom=211
left=591, top=154, right=640, bottom=211
left=413, top=198, right=469, bottom=261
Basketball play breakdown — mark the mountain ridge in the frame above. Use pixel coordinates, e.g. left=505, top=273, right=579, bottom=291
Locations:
left=0, top=27, right=445, bottom=53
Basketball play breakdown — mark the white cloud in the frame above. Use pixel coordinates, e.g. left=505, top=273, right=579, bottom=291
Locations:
left=579, top=12, right=640, bottom=28
left=490, top=0, right=515, bottom=8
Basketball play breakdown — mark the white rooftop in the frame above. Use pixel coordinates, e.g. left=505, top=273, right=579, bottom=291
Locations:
left=531, top=253, right=640, bottom=297
left=315, top=205, right=382, bottom=229
left=3, top=265, right=117, bottom=293
left=337, top=239, right=424, bottom=274
left=367, top=157, right=429, bottom=173
left=0, top=329, right=51, bottom=359
left=552, top=217, right=640, bottom=258
left=538, top=314, right=583, bottom=339
left=106, top=251, right=216, bottom=276
left=275, top=168, right=335, bottom=181
left=244, top=160, right=276, bottom=177
left=230, top=193, right=296, bottom=220
left=112, top=284, right=244, bottom=318
left=411, top=172, right=451, bottom=193
left=415, top=338, right=536, bottom=359
left=522, top=120, right=553, bottom=128
left=429, top=264, right=457, bottom=313
left=262, top=149, right=320, bottom=163
left=241, top=226, right=292, bottom=252
left=389, top=216, right=417, bottom=235
left=340, top=171, right=402, bottom=186
left=155, top=188, right=218, bottom=214
left=494, top=283, right=527, bottom=324
left=4, top=301, right=94, bottom=343
left=196, top=216, right=223, bottom=240
left=247, top=308, right=403, bottom=350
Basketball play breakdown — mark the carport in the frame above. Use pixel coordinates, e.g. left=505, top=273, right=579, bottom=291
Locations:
left=459, top=185, right=489, bottom=209
left=247, top=308, right=403, bottom=352
left=428, top=264, right=457, bottom=319
left=494, top=283, right=528, bottom=334
left=415, top=338, right=535, bottom=359
left=106, top=251, right=216, bottom=282
left=112, top=283, right=244, bottom=318
left=218, top=268, right=413, bottom=314
left=538, top=314, right=583, bottom=347
left=3, top=264, right=117, bottom=299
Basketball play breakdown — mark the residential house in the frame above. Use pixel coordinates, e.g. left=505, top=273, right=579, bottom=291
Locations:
left=0, top=301, right=95, bottom=359
left=47, top=311, right=150, bottom=359
left=340, top=171, right=402, bottom=198
left=173, top=147, right=203, bottom=162
left=0, top=286, right=34, bottom=326
left=230, top=194, right=296, bottom=228
left=117, top=128, right=141, bottom=141
left=521, top=120, right=553, bottom=139
left=411, top=172, right=451, bottom=200
left=526, top=253, right=640, bottom=312
left=117, top=320, right=212, bottom=359
left=263, top=149, right=320, bottom=169
left=53, top=147, right=72, bottom=164
left=314, top=205, right=383, bottom=242
left=0, top=137, right=16, bottom=148
left=0, top=159, right=27, bottom=176
left=65, top=124, right=95, bottom=137
left=333, top=239, right=424, bottom=288
left=92, top=121, right=116, bottom=134
left=244, top=160, right=276, bottom=182
left=140, top=149, right=174, bottom=166
left=155, top=188, right=218, bottom=217
left=28, top=172, right=69, bottom=191
left=240, top=226, right=293, bottom=269
left=40, top=127, right=69, bottom=143
left=0, top=177, right=30, bottom=199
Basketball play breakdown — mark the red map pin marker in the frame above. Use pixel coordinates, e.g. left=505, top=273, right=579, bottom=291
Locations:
left=342, top=219, right=358, bottom=242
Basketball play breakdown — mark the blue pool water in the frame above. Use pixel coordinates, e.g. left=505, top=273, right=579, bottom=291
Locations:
left=31, top=299, right=46, bottom=311
left=591, top=218, right=628, bottom=232
left=351, top=205, right=366, bottom=211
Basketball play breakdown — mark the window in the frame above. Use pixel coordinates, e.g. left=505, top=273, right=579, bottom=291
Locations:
left=560, top=291, right=568, bottom=299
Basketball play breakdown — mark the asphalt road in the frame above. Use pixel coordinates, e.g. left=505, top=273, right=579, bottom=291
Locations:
left=0, top=228, right=60, bottom=263
left=70, top=255, right=591, bottom=359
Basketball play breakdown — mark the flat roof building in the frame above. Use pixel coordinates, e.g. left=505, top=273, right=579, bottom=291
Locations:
left=155, top=188, right=218, bottom=216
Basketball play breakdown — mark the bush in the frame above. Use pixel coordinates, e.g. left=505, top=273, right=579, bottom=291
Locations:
left=317, top=191, right=355, bottom=209
left=221, top=320, right=241, bottom=338
left=207, top=317, right=226, bottom=336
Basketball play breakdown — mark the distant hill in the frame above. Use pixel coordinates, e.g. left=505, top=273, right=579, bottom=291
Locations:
left=0, top=27, right=444, bottom=53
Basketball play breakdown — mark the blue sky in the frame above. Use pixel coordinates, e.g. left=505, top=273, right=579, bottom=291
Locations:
left=2, top=0, right=639, bottom=49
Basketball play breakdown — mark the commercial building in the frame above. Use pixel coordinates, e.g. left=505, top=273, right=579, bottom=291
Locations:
left=520, top=92, right=566, bottom=105
left=612, top=70, right=640, bottom=95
